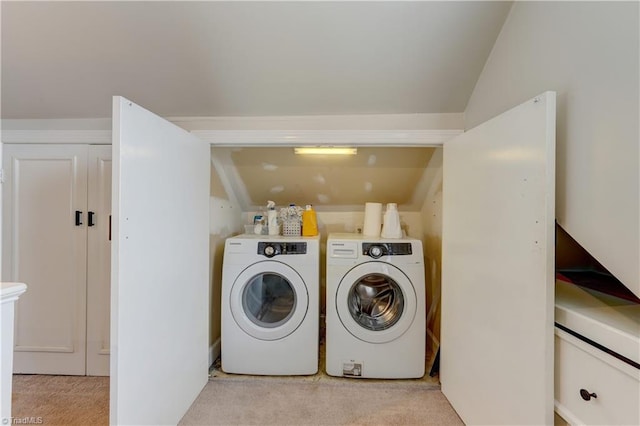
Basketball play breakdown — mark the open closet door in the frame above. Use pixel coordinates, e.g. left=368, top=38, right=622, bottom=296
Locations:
left=111, top=97, right=210, bottom=425
left=441, top=92, right=555, bottom=425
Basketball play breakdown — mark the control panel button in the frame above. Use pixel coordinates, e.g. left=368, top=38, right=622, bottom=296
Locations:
left=264, top=245, right=276, bottom=257
left=369, top=245, right=384, bottom=259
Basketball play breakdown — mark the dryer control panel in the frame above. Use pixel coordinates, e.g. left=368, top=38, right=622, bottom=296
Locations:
left=363, top=242, right=412, bottom=259
left=258, top=241, right=307, bottom=258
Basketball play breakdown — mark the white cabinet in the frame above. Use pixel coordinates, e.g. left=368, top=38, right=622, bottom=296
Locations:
left=2, top=144, right=111, bottom=376
left=1, top=282, right=27, bottom=421
left=555, top=279, right=640, bottom=425
left=555, top=330, right=640, bottom=425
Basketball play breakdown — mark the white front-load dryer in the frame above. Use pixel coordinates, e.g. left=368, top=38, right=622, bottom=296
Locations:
left=326, top=233, right=425, bottom=379
left=221, top=234, right=319, bottom=375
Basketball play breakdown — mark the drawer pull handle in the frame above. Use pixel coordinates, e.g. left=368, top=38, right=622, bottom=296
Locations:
left=580, top=389, right=597, bottom=401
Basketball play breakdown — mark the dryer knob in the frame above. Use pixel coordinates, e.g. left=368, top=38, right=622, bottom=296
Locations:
left=264, top=245, right=276, bottom=257
left=369, top=245, right=384, bottom=259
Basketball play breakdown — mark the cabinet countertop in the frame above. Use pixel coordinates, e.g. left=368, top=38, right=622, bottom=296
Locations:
left=556, top=278, right=640, bottom=364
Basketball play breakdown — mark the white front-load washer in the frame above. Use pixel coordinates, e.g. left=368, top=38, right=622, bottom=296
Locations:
left=326, top=233, right=425, bottom=379
left=221, top=234, right=319, bottom=375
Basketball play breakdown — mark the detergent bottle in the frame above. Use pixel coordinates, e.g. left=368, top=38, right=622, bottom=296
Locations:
left=302, top=204, right=318, bottom=236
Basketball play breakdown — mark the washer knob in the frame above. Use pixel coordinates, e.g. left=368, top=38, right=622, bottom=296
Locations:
left=369, top=245, right=384, bottom=259
left=264, top=245, right=276, bottom=257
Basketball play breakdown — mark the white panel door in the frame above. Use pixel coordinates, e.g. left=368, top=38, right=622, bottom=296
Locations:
left=441, top=92, right=556, bottom=425
left=2, top=144, right=88, bottom=375
left=111, top=97, right=210, bottom=425
left=86, top=145, right=112, bottom=376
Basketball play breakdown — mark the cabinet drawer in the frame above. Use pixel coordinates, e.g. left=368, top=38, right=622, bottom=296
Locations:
left=555, top=330, right=640, bottom=425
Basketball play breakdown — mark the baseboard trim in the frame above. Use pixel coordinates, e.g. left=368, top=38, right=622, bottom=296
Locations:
left=209, top=338, right=221, bottom=367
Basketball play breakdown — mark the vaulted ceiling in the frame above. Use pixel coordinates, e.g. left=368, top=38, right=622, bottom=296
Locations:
left=2, top=1, right=512, bottom=119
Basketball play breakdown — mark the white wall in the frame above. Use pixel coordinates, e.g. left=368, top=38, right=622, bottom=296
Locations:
left=419, top=149, right=443, bottom=365
left=465, top=2, right=639, bottom=295
left=209, top=159, right=244, bottom=357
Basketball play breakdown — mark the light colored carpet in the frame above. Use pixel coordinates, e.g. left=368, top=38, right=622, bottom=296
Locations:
left=11, top=374, right=109, bottom=425
left=180, top=372, right=463, bottom=425
left=11, top=367, right=461, bottom=426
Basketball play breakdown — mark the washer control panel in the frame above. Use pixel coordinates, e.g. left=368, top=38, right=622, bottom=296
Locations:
left=362, top=242, right=412, bottom=259
left=258, top=241, right=307, bottom=258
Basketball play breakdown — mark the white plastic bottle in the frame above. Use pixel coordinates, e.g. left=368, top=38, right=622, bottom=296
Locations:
left=267, top=200, right=279, bottom=235
left=381, top=203, right=402, bottom=238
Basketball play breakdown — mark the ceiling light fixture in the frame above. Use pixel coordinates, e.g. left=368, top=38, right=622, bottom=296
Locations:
left=294, top=147, right=358, bottom=155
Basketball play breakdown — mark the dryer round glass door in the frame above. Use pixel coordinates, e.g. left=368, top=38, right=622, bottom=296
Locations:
left=230, top=261, right=308, bottom=341
left=243, top=273, right=295, bottom=327
left=336, top=262, right=417, bottom=344
left=348, top=274, right=404, bottom=331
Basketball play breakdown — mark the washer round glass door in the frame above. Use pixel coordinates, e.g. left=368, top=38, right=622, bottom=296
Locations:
left=230, top=261, right=308, bottom=341
left=336, top=262, right=417, bottom=344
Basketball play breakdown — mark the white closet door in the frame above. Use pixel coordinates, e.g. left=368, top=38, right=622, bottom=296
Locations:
left=86, top=145, right=112, bottom=376
left=2, top=144, right=88, bottom=375
left=111, top=97, right=210, bottom=425
left=441, top=92, right=556, bottom=425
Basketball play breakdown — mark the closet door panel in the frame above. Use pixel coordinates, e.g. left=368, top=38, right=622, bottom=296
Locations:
left=111, top=97, right=210, bottom=425
left=2, top=144, right=88, bottom=375
left=441, top=92, right=556, bottom=425
left=86, top=145, right=112, bottom=376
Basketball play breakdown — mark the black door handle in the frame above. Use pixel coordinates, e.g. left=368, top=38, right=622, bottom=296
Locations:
left=88, top=211, right=95, bottom=227
left=580, top=389, right=597, bottom=401
left=75, top=210, right=83, bottom=226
